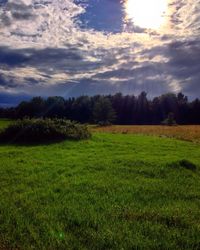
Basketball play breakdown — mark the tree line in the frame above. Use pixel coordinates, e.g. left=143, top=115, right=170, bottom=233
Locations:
left=0, top=92, right=200, bottom=125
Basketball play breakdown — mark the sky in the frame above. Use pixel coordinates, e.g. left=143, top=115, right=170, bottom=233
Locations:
left=0, top=0, right=200, bottom=106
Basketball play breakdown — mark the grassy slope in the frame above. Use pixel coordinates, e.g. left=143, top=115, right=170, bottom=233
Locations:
left=0, top=130, right=200, bottom=249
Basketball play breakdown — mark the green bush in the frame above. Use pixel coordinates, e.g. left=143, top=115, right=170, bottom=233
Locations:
left=0, top=119, right=91, bottom=144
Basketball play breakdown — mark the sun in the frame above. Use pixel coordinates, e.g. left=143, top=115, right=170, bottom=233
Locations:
left=124, top=0, right=168, bottom=30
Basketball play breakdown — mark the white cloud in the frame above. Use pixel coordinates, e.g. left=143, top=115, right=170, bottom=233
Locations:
left=0, top=0, right=200, bottom=98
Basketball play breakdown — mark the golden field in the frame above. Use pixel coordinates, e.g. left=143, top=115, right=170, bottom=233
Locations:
left=92, top=125, right=200, bottom=143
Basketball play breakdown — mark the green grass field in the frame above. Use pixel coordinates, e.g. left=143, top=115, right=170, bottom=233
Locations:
left=0, top=120, right=200, bottom=249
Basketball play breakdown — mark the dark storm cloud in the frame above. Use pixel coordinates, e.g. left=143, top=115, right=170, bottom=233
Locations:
left=24, top=77, right=43, bottom=85
left=0, top=38, right=199, bottom=98
left=0, top=47, right=29, bottom=67
left=0, top=74, right=19, bottom=88
left=0, top=12, right=11, bottom=25
left=0, top=74, right=10, bottom=87
left=7, top=2, right=35, bottom=20
left=0, top=1, right=36, bottom=27
left=0, top=46, right=83, bottom=71
left=93, top=63, right=164, bottom=80
left=49, top=77, right=171, bottom=99
left=166, top=39, right=200, bottom=96
left=0, top=91, right=31, bottom=107
left=168, top=40, right=200, bottom=70
left=0, top=46, right=119, bottom=75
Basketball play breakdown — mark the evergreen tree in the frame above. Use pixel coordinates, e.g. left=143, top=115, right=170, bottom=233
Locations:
left=93, top=97, right=116, bottom=125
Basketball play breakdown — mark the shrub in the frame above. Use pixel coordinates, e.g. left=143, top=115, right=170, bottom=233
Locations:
left=0, top=118, right=91, bottom=144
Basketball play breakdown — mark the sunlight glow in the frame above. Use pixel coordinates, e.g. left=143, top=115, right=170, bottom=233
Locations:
left=124, top=0, right=168, bottom=29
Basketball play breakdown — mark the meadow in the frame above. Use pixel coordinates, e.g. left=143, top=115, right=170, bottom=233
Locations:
left=0, top=120, right=200, bottom=249
left=93, top=125, right=200, bottom=143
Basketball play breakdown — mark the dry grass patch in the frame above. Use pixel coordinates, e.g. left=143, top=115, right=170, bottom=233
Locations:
left=92, top=125, right=200, bottom=143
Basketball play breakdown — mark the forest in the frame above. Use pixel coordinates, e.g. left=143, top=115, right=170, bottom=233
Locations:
left=0, top=92, right=200, bottom=125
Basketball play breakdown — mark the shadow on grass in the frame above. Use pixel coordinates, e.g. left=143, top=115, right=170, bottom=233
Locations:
left=0, top=133, right=89, bottom=146
left=167, top=159, right=197, bottom=171
left=0, top=138, right=68, bottom=147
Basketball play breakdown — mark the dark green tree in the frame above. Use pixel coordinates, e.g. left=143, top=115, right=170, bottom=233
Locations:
left=93, top=97, right=116, bottom=125
left=30, top=97, right=45, bottom=117
left=45, top=96, right=65, bottom=118
left=162, top=112, right=177, bottom=126
left=71, top=96, right=92, bottom=123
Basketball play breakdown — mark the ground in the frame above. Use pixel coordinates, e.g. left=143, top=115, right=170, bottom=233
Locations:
left=92, top=125, right=200, bottom=143
left=0, top=120, right=200, bottom=249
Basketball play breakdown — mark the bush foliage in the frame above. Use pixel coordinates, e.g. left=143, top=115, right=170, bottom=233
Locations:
left=0, top=118, right=91, bottom=143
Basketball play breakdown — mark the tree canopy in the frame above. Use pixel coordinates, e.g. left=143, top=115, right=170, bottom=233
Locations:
left=0, top=92, right=200, bottom=125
